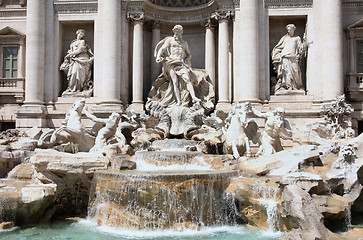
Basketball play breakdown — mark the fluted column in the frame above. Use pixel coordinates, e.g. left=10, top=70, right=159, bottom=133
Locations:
left=129, top=12, right=144, bottom=112
left=24, top=0, right=46, bottom=105
left=233, top=0, right=260, bottom=103
left=314, top=0, right=343, bottom=101
left=215, top=11, right=232, bottom=110
left=204, top=19, right=216, bottom=87
left=100, top=0, right=122, bottom=106
left=151, top=21, right=163, bottom=83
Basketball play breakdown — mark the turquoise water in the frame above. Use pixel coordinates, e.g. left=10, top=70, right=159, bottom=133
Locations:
left=0, top=219, right=283, bottom=240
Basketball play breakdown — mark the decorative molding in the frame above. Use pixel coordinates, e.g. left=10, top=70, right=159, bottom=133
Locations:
left=202, top=17, right=217, bottom=28
left=143, top=0, right=219, bottom=24
left=149, top=0, right=211, bottom=8
left=151, top=20, right=164, bottom=29
left=211, top=10, right=234, bottom=21
left=0, top=9, right=26, bottom=17
left=54, top=2, right=98, bottom=14
left=127, top=12, right=145, bottom=22
left=343, top=0, right=363, bottom=7
left=265, top=0, right=312, bottom=8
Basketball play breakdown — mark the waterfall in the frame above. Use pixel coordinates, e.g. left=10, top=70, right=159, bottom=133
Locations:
left=250, top=184, right=280, bottom=232
left=88, top=170, right=238, bottom=230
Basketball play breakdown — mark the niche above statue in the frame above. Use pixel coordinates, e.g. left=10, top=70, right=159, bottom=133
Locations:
left=60, top=29, right=94, bottom=98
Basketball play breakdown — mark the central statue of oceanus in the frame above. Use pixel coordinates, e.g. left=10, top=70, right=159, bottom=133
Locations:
left=146, top=25, right=214, bottom=111
left=144, top=25, right=215, bottom=137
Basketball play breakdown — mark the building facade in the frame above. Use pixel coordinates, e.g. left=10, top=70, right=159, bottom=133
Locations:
left=0, top=0, right=362, bottom=134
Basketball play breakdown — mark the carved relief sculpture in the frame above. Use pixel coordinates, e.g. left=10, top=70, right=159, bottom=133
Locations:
left=60, top=29, right=94, bottom=97
left=272, top=24, right=307, bottom=94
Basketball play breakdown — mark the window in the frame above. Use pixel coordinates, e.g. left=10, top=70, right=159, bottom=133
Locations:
left=357, top=40, right=363, bottom=73
left=2, top=46, right=18, bottom=78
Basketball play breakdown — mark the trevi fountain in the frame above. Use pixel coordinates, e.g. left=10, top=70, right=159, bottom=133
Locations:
left=0, top=1, right=362, bottom=240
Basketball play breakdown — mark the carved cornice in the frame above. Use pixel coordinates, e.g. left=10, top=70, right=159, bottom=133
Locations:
left=265, top=0, right=312, bottom=8
left=54, top=1, right=98, bottom=14
left=343, top=0, right=363, bottom=7
left=0, top=9, right=26, bottom=17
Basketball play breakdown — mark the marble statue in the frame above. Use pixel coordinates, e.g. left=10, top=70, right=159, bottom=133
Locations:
left=83, top=108, right=121, bottom=152
left=251, top=107, right=292, bottom=156
left=38, top=99, right=94, bottom=152
left=272, top=24, right=307, bottom=94
left=222, top=103, right=259, bottom=159
left=60, top=29, right=94, bottom=97
left=147, top=25, right=214, bottom=111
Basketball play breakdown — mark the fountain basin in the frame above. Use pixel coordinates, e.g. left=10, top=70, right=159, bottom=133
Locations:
left=88, top=170, right=238, bottom=230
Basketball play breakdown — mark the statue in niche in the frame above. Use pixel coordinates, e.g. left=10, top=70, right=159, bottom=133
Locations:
left=222, top=103, right=259, bottom=159
left=60, top=29, right=94, bottom=97
left=251, top=107, right=292, bottom=156
left=147, top=24, right=214, bottom=111
left=272, top=24, right=307, bottom=94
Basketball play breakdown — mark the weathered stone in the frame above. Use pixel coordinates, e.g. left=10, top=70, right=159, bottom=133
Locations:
left=110, top=156, right=136, bottom=170
left=7, top=163, right=34, bottom=180
left=312, top=194, right=353, bottom=219
left=281, top=185, right=331, bottom=240
left=240, top=145, right=320, bottom=176
left=31, top=149, right=109, bottom=174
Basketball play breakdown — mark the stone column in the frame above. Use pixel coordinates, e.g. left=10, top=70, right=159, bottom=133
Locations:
left=204, top=19, right=216, bottom=87
left=24, top=0, right=45, bottom=105
left=15, top=0, right=46, bottom=128
left=151, top=21, right=163, bottom=83
left=99, top=0, right=122, bottom=107
left=314, top=0, right=343, bottom=101
left=233, top=0, right=260, bottom=103
left=215, top=11, right=232, bottom=110
left=128, top=12, right=144, bottom=112
left=17, top=41, right=25, bottom=79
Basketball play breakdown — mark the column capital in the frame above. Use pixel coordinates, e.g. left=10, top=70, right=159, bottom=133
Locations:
left=127, top=12, right=144, bottom=23
left=202, top=18, right=217, bottom=29
left=152, top=20, right=164, bottom=29
left=211, top=10, right=234, bottom=22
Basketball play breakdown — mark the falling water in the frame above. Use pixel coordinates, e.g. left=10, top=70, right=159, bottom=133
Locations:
left=250, top=184, right=280, bottom=232
left=344, top=206, right=352, bottom=232
left=88, top=170, right=238, bottom=230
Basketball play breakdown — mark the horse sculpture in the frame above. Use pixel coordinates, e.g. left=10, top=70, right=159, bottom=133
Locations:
left=222, top=103, right=259, bottom=159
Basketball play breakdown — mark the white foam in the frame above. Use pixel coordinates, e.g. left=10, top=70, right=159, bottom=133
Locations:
left=75, top=219, right=253, bottom=239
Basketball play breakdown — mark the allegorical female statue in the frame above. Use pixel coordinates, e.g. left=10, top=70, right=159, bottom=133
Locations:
left=272, top=24, right=307, bottom=94
left=60, top=29, right=94, bottom=97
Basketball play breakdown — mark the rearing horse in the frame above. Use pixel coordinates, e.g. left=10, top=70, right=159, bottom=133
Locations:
left=222, top=103, right=259, bottom=159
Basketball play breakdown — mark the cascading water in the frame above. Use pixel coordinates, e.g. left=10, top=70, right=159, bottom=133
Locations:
left=250, top=184, right=280, bottom=232
left=88, top=170, right=238, bottom=230
left=88, top=139, right=239, bottom=230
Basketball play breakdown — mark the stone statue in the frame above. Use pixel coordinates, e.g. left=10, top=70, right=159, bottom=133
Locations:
left=272, top=24, right=307, bottom=94
left=60, top=29, right=94, bottom=97
left=222, top=103, right=259, bottom=159
left=147, top=25, right=214, bottom=111
left=251, top=107, right=292, bottom=156
left=38, top=99, right=94, bottom=152
left=83, top=108, right=121, bottom=152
